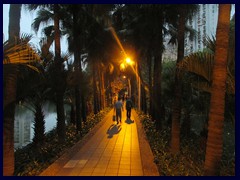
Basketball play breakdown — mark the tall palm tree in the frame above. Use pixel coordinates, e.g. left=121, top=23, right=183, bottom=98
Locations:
left=86, top=4, right=116, bottom=111
left=169, top=4, right=198, bottom=153
left=53, top=4, right=66, bottom=143
left=4, top=31, right=40, bottom=179
left=62, top=4, right=85, bottom=133
left=3, top=4, right=21, bottom=176
left=170, top=5, right=186, bottom=154
left=115, top=4, right=166, bottom=129
left=176, top=12, right=234, bottom=156
left=151, top=5, right=164, bottom=130
left=204, top=4, right=231, bottom=175
left=16, top=60, right=50, bottom=147
left=84, top=5, right=116, bottom=112
left=61, top=4, right=115, bottom=131
left=27, top=4, right=67, bottom=143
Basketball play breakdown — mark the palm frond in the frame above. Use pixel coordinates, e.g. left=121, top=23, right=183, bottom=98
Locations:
left=203, top=35, right=216, bottom=53
left=185, top=24, right=197, bottom=41
left=191, top=81, right=211, bottom=93
left=226, top=67, right=235, bottom=95
left=191, top=75, right=234, bottom=95
left=25, top=64, right=40, bottom=73
left=179, top=51, right=235, bottom=95
left=178, top=52, right=214, bottom=82
left=42, top=26, right=54, bottom=36
left=32, top=9, right=54, bottom=33
left=24, top=4, right=50, bottom=11
left=3, top=35, right=41, bottom=65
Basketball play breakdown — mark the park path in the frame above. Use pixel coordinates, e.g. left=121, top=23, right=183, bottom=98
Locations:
left=40, top=108, right=159, bottom=176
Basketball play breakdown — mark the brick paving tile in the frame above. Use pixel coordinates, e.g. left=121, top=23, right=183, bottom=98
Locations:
left=40, top=109, right=159, bottom=176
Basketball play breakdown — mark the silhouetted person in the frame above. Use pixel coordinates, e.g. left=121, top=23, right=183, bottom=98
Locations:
left=125, top=96, right=133, bottom=120
left=122, top=95, right=125, bottom=103
left=114, top=97, right=123, bottom=124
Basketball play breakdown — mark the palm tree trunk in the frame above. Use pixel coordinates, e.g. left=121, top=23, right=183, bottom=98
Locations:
left=100, top=71, right=106, bottom=109
left=54, top=4, right=61, bottom=60
left=75, top=85, right=82, bottom=133
left=204, top=4, right=231, bottom=175
left=3, top=72, right=17, bottom=176
left=3, top=4, right=22, bottom=176
left=56, top=90, right=66, bottom=143
left=33, top=102, right=45, bottom=146
left=81, top=93, right=87, bottom=122
left=170, top=75, right=182, bottom=153
left=98, top=66, right=102, bottom=110
left=54, top=4, right=66, bottom=143
left=170, top=7, right=186, bottom=154
left=153, top=54, right=162, bottom=130
left=72, top=6, right=83, bottom=132
left=141, top=84, right=147, bottom=114
left=152, top=11, right=163, bottom=130
left=93, top=62, right=98, bottom=114
left=181, top=108, right=191, bottom=138
left=8, top=4, right=21, bottom=43
left=148, top=53, right=153, bottom=116
left=41, top=35, right=54, bottom=61
left=97, top=67, right=101, bottom=112
left=70, top=103, right=76, bottom=124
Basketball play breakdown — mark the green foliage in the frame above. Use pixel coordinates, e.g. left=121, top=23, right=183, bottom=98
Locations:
left=161, top=61, right=176, bottom=107
left=139, top=111, right=235, bottom=176
left=14, top=108, right=111, bottom=176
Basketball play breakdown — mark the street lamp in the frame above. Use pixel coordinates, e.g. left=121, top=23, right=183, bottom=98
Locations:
left=126, top=57, right=134, bottom=65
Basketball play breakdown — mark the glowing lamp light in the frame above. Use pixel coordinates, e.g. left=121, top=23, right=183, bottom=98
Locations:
left=120, top=63, right=126, bottom=70
left=126, top=57, right=134, bottom=65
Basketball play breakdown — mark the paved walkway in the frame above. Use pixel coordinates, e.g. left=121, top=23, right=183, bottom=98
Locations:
left=40, top=108, right=159, bottom=176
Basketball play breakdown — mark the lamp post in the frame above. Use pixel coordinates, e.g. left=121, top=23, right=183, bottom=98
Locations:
left=127, top=78, right=131, bottom=98
left=136, top=63, right=141, bottom=110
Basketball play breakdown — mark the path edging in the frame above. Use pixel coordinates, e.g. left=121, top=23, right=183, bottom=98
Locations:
left=133, top=110, right=160, bottom=176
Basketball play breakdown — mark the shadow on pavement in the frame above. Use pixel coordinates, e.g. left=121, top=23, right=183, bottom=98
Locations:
left=106, top=124, right=121, bottom=138
left=125, top=118, right=134, bottom=124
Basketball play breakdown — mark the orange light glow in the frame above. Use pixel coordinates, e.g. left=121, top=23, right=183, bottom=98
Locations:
left=120, top=63, right=126, bottom=70
left=109, top=27, right=127, bottom=57
left=126, top=57, right=131, bottom=63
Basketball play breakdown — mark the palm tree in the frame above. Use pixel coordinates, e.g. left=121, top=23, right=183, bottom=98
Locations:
left=168, top=4, right=198, bottom=153
left=3, top=4, right=21, bottom=175
left=203, top=4, right=231, bottom=175
left=32, top=101, right=45, bottom=146
left=39, top=26, right=55, bottom=63
left=27, top=4, right=67, bottom=143
left=61, top=4, right=86, bottom=133
left=86, top=4, right=116, bottom=111
left=59, top=4, right=116, bottom=133
left=4, top=32, right=40, bottom=177
left=176, top=11, right=234, bottom=156
left=115, top=4, right=166, bottom=129
left=52, top=4, right=66, bottom=143
left=178, top=36, right=235, bottom=96
left=16, top=60, right=50, bottom=147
